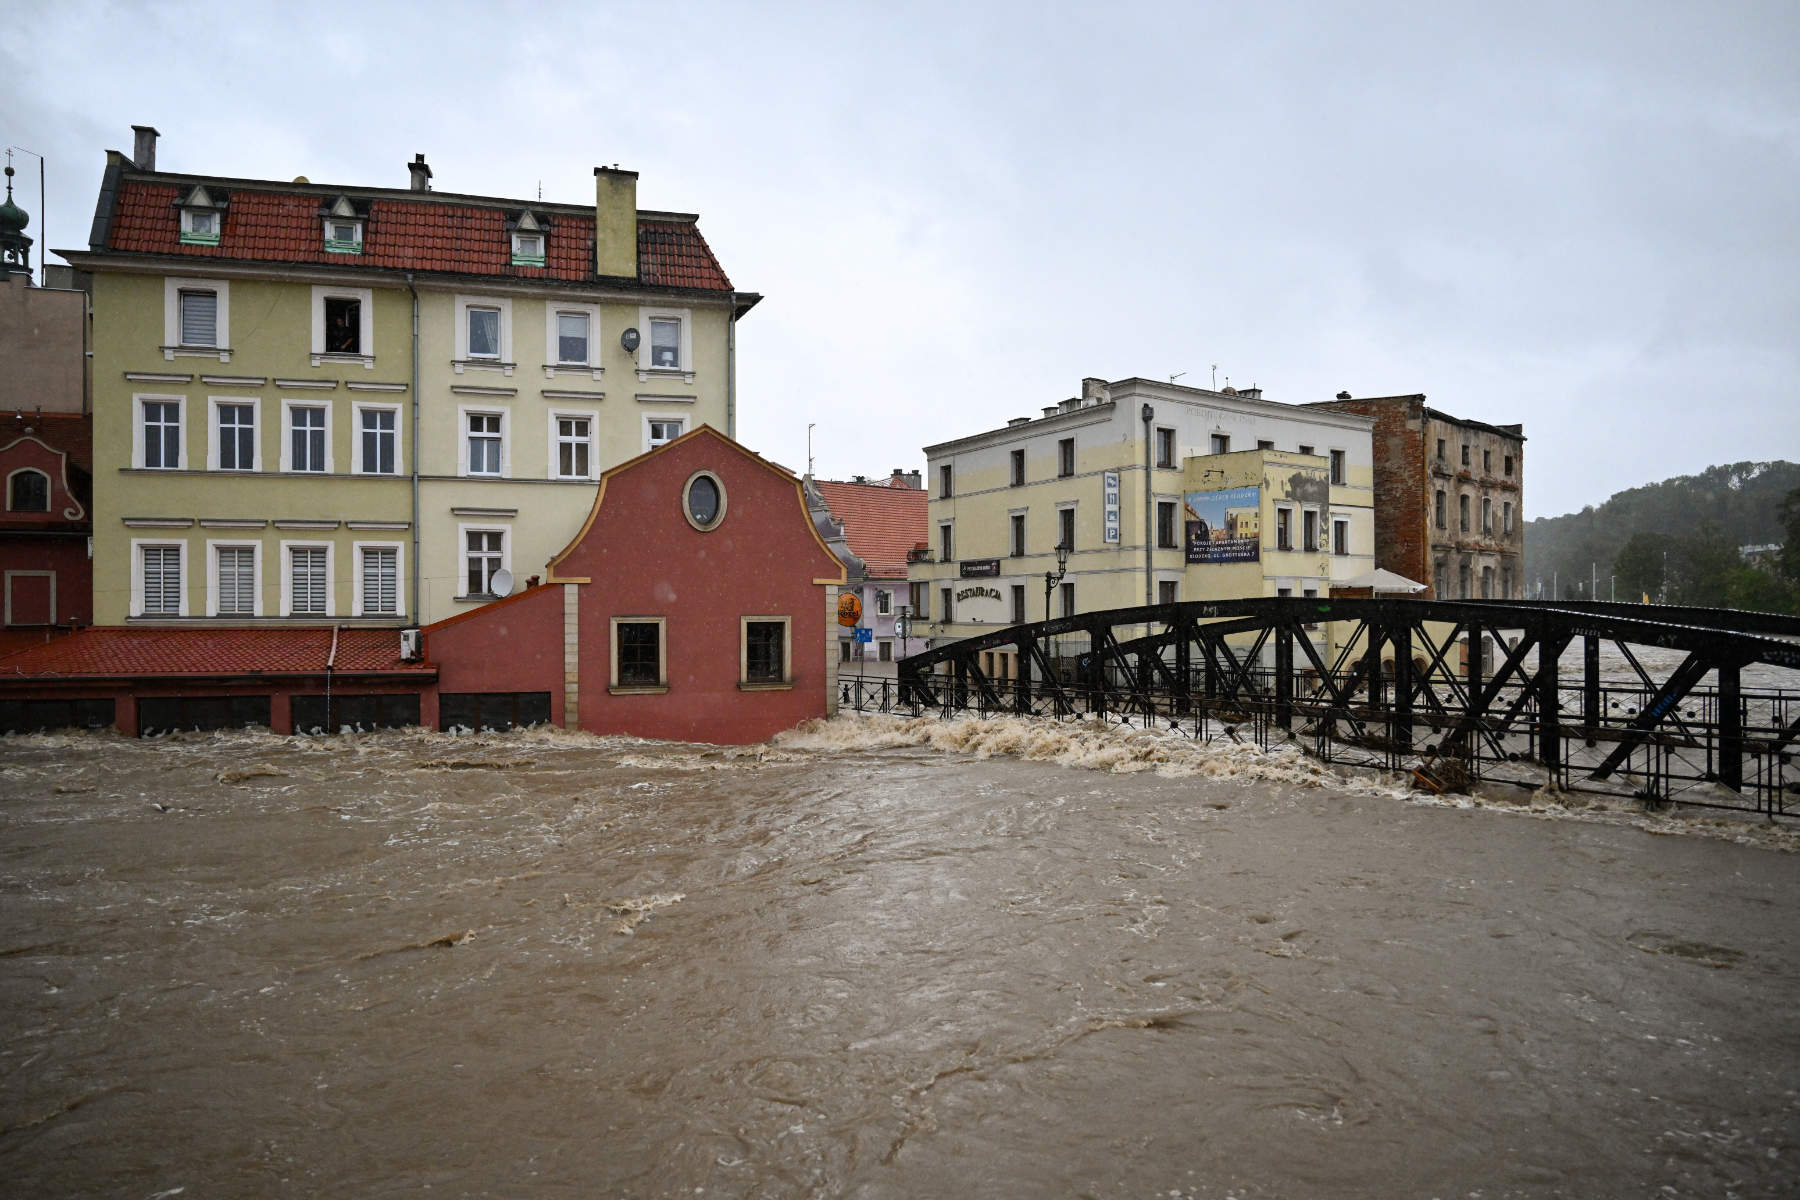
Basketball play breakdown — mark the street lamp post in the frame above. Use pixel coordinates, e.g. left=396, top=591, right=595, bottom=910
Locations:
left=1043, top=540, right=1070, bottom=678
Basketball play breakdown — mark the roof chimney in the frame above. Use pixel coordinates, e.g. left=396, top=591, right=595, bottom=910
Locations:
left=131, top=125, right=159, bottom=172
left=408, top=153, right=433, bottom=193
left=593, top=165, right=639, bottom=280
left=1336, top=390, right=1352, bottom=400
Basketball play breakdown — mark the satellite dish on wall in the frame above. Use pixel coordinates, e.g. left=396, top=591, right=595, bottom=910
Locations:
left=490, top=568, right=515, bottom=598
left=621, top=327, right=641, bottom=352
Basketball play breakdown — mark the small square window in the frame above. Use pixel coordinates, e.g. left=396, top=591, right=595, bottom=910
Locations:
left=1297, top=443, right=1313, bottom=456
left=511, top=231, right=545, bottom=266
left=647, top=418, right=684, bottom=450
left=1211, top=433, right=1231, bottom=455
left=10, top=470, right=49, bottom=512
left=180, top=209, right=220, bottom=245
left=323, top=219, right=363, bottom=254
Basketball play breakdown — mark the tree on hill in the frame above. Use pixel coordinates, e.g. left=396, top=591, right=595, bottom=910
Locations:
left=1525, top=462, right=1800, bottom=611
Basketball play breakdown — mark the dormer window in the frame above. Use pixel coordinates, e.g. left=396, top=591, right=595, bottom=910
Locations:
left=181, top=209, right=218, bottom=243
left=508, top=209, right=546, bottom=266
left=176, top=184, right=226, bottom=245
left=321, top=195, right=365, bottom=254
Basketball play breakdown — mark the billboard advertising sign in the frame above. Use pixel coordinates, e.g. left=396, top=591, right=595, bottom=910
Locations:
left=1184, top=486, right=1261, bottom=563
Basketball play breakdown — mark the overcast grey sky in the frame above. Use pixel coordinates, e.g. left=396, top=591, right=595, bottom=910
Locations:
left=8, top=0, right=1797, bottom=518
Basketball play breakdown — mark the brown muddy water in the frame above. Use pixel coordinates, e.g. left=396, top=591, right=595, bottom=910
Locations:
left=2, top=715, right=1797, bottom=1198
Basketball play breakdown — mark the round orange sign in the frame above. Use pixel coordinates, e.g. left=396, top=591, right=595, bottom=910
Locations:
left=836, top=592, right=863, bottom=627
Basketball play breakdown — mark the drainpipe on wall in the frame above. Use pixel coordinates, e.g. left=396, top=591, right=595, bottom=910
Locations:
left=726, top=299, right=738, bottom=439
left=1141, top=403, right=1155, bottom=615
left=406, top=274, right=421, bottom=623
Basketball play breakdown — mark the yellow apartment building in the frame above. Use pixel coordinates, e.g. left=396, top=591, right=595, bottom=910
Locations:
left=910, top=376, right=1376, bottom=668
left=61, top=126, right=756, bottom=626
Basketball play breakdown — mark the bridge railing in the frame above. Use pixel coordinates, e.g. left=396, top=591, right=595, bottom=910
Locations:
left=883, top=597, right=1799, bottom=818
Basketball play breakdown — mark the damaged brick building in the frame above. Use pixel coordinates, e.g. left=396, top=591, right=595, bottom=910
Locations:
left=1309, top=393, right=1524, bottom=600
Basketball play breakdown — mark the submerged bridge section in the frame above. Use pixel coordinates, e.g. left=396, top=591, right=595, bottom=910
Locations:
left=877, top=597, right=1800, bottom=816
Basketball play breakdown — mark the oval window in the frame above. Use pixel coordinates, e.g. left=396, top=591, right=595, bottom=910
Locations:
left=684, top=471, right=725, bottom=530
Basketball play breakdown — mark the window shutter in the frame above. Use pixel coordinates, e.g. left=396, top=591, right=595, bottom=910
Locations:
left=179, top=290, right=217, bottom=346
left=219, top=547, right=254, bottom=614
left=145, top=547, right=181, bottom=614
left=293, top=548, right=326, bottom=614
left=363, top=549, right=397, bottom=614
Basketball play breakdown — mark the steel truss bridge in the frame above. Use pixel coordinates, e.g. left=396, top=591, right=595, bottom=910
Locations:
left=863, top=597, right=1800, bottom=817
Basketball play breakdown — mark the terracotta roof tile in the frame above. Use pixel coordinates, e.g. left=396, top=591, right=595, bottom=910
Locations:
left=0, top=627, right=432, bottom=679
left=107, top=180, right=732, bottom=291
left=813, top=480, right=929, bottom=580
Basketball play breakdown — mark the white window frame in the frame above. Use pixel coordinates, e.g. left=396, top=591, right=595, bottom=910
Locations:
left=280, top=540, right=335, bottom=618
left=322, top=216, right=364, bottom=254
left=280, top=400, right=334, bottom=474
left=610, top=615, right=668, bottom=692
left=207, top=397, right=260, bottom=473
left=460, top=406, right=509, bottom=478
left=353, top=541, right=405, bottom=618
left=642, top=413, right=686, bottom=453
left=134, top=393, right=186, bottom=470
left=548, top=408, right=600, bottom=480
left=545, top=301, right=604, bottom=376
left=739, top=615, right=793, bottom=688
left=162, top=277, right=230, bottom=360
left=206, top=540, right=262, bottom=617
left=453, top=294, right=514, bottom=373
left=130, top=538, right=189, bottom=617
left=458, top=523, right=511, bottom=599
left=311, top=285, right=375, bottom=366
left=876, top=589, right=892, bottom=616
left=636, top=305, right=693, bottom=380
left=510, top=230, right=545, bottom=266
left=352, top=402, right=403, bottom=476
left=179, top=207, right=220, bottom=244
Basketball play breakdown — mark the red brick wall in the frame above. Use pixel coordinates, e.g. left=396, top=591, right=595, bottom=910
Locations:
left=1312, top=397, right=1431, bottom=592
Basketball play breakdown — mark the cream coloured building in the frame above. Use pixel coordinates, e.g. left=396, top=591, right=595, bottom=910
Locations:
left=910, top=377, right=1376, bottom=663
left=63, top=126, right=756, bottom=626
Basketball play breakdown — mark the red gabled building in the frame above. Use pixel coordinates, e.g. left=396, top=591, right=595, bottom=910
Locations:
left=0, top=411, right=92, bottom=629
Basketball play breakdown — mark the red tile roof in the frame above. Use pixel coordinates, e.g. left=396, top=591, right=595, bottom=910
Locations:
left=0, top=626, right=432, bottom=680
left=814, top=479, right=929, bottom=580
left=106, top=180, right=733, bottom=291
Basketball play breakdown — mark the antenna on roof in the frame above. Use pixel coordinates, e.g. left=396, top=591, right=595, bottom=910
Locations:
left=1168, top=372, right=1185, bottom=384
left=1210, top=364, right=1218, bottom=389
left=537, top=180, right=542, bottom=201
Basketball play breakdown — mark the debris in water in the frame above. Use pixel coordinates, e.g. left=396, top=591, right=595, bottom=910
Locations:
left=606, top=893, right=686, bottom=935
left=216, top=764, right=284, bottom=784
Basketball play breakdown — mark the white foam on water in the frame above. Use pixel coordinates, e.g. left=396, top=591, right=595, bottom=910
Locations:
left=775, top=713, right=1420, bottom=798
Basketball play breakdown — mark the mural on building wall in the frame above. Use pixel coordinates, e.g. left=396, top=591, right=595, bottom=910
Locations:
left=1184, top=486, right=1261, bottom=563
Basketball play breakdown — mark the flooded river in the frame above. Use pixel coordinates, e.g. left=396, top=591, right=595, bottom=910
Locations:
left=2, top=716, right=1797, bottom=1197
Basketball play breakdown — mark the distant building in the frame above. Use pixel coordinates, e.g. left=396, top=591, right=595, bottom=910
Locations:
left=58, top=124, right=757, bottom=628
left=911, top=376, right=1375, bottom=673
left=1307, top=393, right=1525, bottom=600
left=812, top=469, right=928, bottom=671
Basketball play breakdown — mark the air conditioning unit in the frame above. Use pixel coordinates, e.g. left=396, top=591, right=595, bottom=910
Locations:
left=399, top=627, right=422, bottom=662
